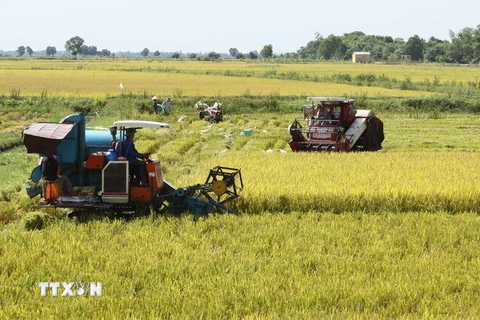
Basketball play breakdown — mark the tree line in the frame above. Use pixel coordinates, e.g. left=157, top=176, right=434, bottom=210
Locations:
left=8, top=25, right=480, bottom=64
left=288, top=26, right=480, bottom=63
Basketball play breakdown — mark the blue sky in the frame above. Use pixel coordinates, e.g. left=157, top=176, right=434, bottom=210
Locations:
left=3, top=0, right=479, bottom=53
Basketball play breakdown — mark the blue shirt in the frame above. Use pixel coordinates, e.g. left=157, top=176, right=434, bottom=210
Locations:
left=120, top=138, right=143, bottom=163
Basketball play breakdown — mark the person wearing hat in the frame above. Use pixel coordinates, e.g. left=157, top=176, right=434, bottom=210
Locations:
left=152, top=96, right=161, bottom=114
left=40, top=153, right=75, bottom=196
left=162, top=97, right=171, bottom=115
left=120, top=128, right=150, bottom=185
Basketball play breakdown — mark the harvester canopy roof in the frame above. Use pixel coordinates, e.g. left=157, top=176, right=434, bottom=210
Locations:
left=112, top=120, right=170, bottom=130
left=306, top=97, right=348, bottom=102
left=23, top=122, right=75, bottom=155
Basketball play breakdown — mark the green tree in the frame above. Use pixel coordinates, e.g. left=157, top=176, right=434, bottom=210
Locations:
left=229, top=48, right=239, bottom=57
left=99, top=49, right=111, bottom=57
left=141, top=48, right=150, bottom=57
left=206, top=51, right=220, bottom=60
left=381, top=43, right=396, bottom=61
left=260, top=44, right=273, bottom=58
left=472, top=25, right=480, bottom=63
left=65, top=36, right=85, bottom=59
left=297, top=40, right=321, bottom=59
left=171, top=52, right=180, bottom=59
left=447, top=26, right=480, bottom=64
left=26, top=46, right=33, bottom=56
left=153, top=50, right=160, bottom=57
left=249, top=51, right=258, bottom=59
left=235, top=52, right=245, bottom=59
left=317, top=35, right=346, bottom=60
left=46, top=46, right=56, bottom=56
left=297, top=33, right=323, bottom=59
left=390, top=46, right=406, bottom=61
left=81, top=45, right=97, bottom=56
left=17, top=46, right=25, bottom=56
left=404, top=35, right=425, bottom=61
left=424, top=37, right=449, bottom=62
left=295, top=31, right=410, bottom=62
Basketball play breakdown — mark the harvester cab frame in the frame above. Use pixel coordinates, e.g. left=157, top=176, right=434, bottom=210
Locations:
left=288, top=97, right=384, bottom=152
left=23, top=113, right=243, bottom=216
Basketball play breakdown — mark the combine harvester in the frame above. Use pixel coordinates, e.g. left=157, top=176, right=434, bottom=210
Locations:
left=23, top=113, right=243, bottom=216
left=288, top=97, right=384, bottom=152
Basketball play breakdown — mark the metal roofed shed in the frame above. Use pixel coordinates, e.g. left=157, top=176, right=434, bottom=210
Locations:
left=352, top=52, right=371, bottom=63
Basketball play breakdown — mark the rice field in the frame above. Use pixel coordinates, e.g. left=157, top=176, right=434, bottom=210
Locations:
left=1, top=59, right=480, bottom=85
left=0, top=59, right=479, bottom=318
left=0, top=68, right=434, bottom=98
left=174, top=151, right=479, bottom=214
left=2, top=112, right=480, bottom=221
left=2, top=58, right=479, bottom=98
left=1, top=212, right=479, bottom=319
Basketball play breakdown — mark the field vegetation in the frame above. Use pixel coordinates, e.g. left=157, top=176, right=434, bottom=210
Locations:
left=1, top=59, right=480, bottom=99
left=2, top=59, right=480, bottom=86
left=2, top=213, right=479, bottom=319
left=0, top=59, right=479, bottom=318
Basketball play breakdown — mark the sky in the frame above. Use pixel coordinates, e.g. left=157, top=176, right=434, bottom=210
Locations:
left=2, top=0, right=479, bottom=54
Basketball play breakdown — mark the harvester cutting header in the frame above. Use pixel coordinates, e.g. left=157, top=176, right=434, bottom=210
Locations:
left=288, top=97, right=384, bottom=152
left=23, top=113, right=243, bottom=216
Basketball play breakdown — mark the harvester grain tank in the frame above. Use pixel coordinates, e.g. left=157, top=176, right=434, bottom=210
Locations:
left=287, top=97, right=384, bottom=152
left=23, top=113, right=243, bottom=215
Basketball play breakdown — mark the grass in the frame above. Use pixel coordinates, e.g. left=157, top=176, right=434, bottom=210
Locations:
left=1, top=212, right=479, bottom=319
left=0, top=148, right=39, bottom=224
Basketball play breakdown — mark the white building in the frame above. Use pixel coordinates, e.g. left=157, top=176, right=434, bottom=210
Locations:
left=352, top=52, right=371, bottom=63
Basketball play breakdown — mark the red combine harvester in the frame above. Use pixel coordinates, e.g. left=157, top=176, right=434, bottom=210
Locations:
left=288, top=97, right=384, bottom=152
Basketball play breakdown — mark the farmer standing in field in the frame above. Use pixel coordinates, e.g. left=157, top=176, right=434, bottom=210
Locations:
left=152, top=96, right=161, bottom=113
left=162, top=97, right=171, bottom=115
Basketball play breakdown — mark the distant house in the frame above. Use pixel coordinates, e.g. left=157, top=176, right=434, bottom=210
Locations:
left=352, top=52, right=371, bottom=63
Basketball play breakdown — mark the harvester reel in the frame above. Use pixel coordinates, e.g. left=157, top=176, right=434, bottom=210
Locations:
left=212, top=180, right=227, bottom=196
left=204, top=166, right=243, bottom=205
left=288, top=119, right=302, bottom=135
left=156, top=166, right=243, bottom=215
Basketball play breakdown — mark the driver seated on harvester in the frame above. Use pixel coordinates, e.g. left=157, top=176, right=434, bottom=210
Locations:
left=119, top=128, right=150, bottom=185
left=318, top=105, right=332, bottom=120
